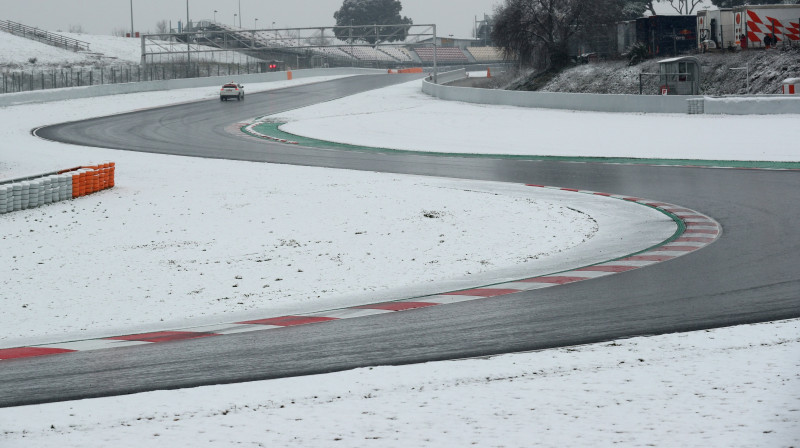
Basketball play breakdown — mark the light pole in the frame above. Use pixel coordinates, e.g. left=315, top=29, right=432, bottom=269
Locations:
left=730, top=65, right=749, bottom=94
left=253, top=18, right=258, bottom=51
left=213, top=10, right=217, bottom=23
left=129, top=0, right=134, bottom=37
left=234, top=13, right=237, bottom=27
left=238, top=0, right=242, bottom=28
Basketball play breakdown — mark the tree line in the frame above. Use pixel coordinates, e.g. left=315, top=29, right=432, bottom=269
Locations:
left=491, top=0, right=799, bottom=69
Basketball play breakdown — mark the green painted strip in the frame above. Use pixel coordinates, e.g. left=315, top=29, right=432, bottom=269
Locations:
left=245, top=122, right=800, bottom=170
left=238, top=121, right=723, bottom=305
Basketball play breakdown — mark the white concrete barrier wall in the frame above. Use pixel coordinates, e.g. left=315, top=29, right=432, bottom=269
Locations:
left=435, top=69, right=468, bottom=84
left=423, top=74, right=695, bottom=113
left=423, top=71, right=800, bottom=115
left=0, top=68, right=388, bottom=108
left=702, top=95, right=800, bottom=115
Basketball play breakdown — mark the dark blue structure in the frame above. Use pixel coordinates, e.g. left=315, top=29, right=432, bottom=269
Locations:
left=636, top=15, right=697, bottom=56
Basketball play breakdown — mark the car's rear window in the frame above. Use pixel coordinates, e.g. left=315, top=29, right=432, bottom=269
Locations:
left=223, top=84, right=237, bottom=88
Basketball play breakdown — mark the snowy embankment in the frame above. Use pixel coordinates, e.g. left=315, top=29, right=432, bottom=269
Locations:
left=274, top=79, right=799, bottom=161
left=0, top=30, right=253, bottom=68
left=0, top=79, right=674, bottom=346
left=0, top=30, right=148, bottom=67
left=0, top=31, right=797, bottom=447
left=512, top=49, right=800, bottom=96
left=1, top=318, right=797, bottom=448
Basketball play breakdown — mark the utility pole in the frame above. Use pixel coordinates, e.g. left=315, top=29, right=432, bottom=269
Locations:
left=129, top=0, right=134, bottom=37
left=186, top=0, right=191, bottom=76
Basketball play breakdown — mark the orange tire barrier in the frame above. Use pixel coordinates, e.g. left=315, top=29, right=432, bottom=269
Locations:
left=389, top=67, right=424, bottom=74
left=71, top=172, right=81, bottom=198
left=0, top=163, right=115, bottom=214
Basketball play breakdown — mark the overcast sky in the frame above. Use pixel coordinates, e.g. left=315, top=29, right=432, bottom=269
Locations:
left=5, top=0, right=504, bottom=38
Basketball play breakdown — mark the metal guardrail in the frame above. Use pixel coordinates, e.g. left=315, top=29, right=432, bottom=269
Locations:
left=0, top=167, right=81, bottom=186
left=0, top=19, right=90, bottom=52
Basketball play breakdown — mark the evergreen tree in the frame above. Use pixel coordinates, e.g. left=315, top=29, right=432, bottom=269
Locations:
left=333, top=0, right=413, bottom=44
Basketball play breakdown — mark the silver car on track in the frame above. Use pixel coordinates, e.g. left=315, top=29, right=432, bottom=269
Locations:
left=220, top=82, right=245, bottom=101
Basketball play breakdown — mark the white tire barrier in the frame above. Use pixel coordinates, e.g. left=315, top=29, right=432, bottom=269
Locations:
left=0, top=163, right=115, bottom=215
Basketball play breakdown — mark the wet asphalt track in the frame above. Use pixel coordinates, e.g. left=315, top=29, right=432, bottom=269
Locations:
left=1, top=74, right=798, bottom=407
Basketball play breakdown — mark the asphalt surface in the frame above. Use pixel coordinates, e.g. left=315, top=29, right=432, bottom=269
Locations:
left=1, top=74, right=798, bottom=407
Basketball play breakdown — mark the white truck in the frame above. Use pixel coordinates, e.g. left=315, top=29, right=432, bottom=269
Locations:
left=697, top=8, right=735, bottom=50
left=732, top=4, right=800, bottom=49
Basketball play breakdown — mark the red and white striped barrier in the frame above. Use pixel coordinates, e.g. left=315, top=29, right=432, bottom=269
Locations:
left=0, top=183, right=720, bottom=361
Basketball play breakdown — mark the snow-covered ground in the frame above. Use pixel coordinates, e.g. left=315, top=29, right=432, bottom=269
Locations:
left=0, top=32, right=798, bottom=447
left=1, top=81, right=677, bottom=345
left=2, top=318, right=796, bottom=448
left=0, top=30, right=255, bottom=68
left=0, top=31, right=93, bottom=66
left=273, top=80, right=800, bottom=161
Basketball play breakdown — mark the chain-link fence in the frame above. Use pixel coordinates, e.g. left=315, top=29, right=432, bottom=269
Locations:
left=0, top=60, right=293, bottom=94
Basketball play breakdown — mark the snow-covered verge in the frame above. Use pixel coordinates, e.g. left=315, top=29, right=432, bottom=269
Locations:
left=501, top=48, right=800, bottom=96
left=0, top=79, right=676, bottom=346
left=1, top=318, right=797, bottom=447
left=0, top=30, right=146, bottom=67
left=0, top=30, right=251, bottom=69
left=0, top=32, right=797, bottom=446
left=274, top=80, right=799, bottom=161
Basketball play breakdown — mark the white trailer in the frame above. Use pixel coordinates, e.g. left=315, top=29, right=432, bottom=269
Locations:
left=733, top=4, right=800, bottom=49
left=697, top=9, right=735, bottom=50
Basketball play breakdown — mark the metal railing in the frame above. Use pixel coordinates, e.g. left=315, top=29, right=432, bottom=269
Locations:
left=0, top=20, right=90, bottom=52
left=1, top=61, right=282, bottom=93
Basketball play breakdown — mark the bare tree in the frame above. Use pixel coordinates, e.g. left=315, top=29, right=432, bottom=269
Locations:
left=155, top=20, right=168, bottom=34
left=68, top=24, right=85, bottom=34
left=492, top=0, right=627, bottom=69
left=660, top=0, right=703, bottom=14
left=641, top=0, right=658, bottom=15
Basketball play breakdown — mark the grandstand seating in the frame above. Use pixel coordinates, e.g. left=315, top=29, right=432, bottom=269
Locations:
left=340, top=45, right=396, bottom=62
left=377, top=46, right=414, bottom=62
left=466, top=46, right=504, bottom=62
left=177, top=22, right=491, bottom=66
left=412, top=47, right=469, bottom=63
left=315, top=46, right=355, bottom=61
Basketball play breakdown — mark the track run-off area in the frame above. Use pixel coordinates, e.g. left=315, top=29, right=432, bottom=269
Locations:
left=1, top=74, right=798, bottom=407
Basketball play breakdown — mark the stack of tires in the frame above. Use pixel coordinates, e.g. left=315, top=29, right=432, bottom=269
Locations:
left=0, top=163, right=115, bottom=214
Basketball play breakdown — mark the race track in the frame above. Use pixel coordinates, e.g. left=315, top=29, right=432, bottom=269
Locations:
left=1, top=74, right=797, bottom=407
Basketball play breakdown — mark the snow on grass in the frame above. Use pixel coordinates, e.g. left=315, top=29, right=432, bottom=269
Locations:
left=274, top=79, right=800, bottom=161
left=0, top=30, right=258, bottom=68
left=0, top=31, right=797, bottom=446
left=0, top=79, right=676, bottom=346
left=0, top=31, right=90, bottom=66
left=1, top=318, right=797, bottom=447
